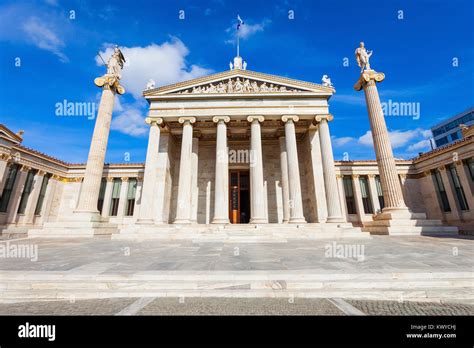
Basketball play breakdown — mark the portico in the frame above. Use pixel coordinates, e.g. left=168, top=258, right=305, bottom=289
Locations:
left=132, top=64, right=346, bottom=228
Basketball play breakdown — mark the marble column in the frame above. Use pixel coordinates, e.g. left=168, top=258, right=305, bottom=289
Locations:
left=439, top=167, right=460, bottom=220
left=368, top=174, right=381, bottom=213
left=456, top=161, right=474, bottom=209
left=308, top=128, right=328, bottom=222
left=23, top=171, right=45, bottom=223
left=191, top=137, right=199, bottom=223
left=101, top=177, right=114, bottom=217
left=317, top=116, right=345, bottom=222
left=354, top=70, right=407, bottom=213
left=212, top=116, right=230, bottom=224
left=75, top=80, right=121, bottom=218
left=137, top=118, right=163, bottom=223
left=37, top=176, right=58, bottom=224
left=174, top=117, right=196, bottom=224
left=0, top=154, right=10, bottom=194
left=352, top=174, right=366, bottom=222
left=336, top=174, right=348, bottom=218
left=247, top=116, right=267, bottom=223
left=281, top=115, right=306, bottom=223
left=116, top=177, right=129, bottom=218
left=6, top=165, right=28, bottom=223
left=279, top=137, right=290, bottom=223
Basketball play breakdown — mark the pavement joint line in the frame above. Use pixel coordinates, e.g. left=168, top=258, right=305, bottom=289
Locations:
left=328, top=298, right=366, bottom=316
left=115, top=297, right=156, bottom=316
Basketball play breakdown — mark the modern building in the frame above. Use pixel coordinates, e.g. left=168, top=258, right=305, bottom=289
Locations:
left=0, top=56, right=473, bottom=238
left=431, top=107, right=474, bottom=148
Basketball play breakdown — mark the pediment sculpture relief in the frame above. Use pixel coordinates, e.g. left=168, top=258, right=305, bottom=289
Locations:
left=176, top=78, right=304, bottom=94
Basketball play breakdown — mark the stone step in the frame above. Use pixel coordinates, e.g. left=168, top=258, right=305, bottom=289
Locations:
left=3, top=278, right=472, bottom=291
left=363, top=225, right=459, bottom=236
left=1, top=288, right=472, bottom=303
left=2, top=271, right=472, bottom=281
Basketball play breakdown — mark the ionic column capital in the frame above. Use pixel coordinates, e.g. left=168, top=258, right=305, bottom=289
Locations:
left=121, top=177, right=129, bottom=182
left=354, top=70, right=386, bottom=91
left=353, top=174, right=360, bottom=179
left=367, top=174, right=376, bottom=178
left=37, top=170, right=46, bottom=176
left=247, top=115, right=264, bottom=123
left=213, top=116, right=230, bottom=123
left=314, top=114, right=334, bottom=123
left=20, top=165, right=30, bottom=172
left=145, top=117, right=164, bottom=126
left=178, top=116, right=196, bottom=124
left=281, top=115, right=299, bottom=123
left=106, top=177, right=114, bottom=182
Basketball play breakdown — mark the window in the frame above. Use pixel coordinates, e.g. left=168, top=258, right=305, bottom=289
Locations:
left=343, top=176, right=356, bottom=214
left=448, top=165, right=469, bottom=211
left=125, top=178, right=137, bottom=216
left=17, top=169, right=37, bottom=214
left=34, top=174, right=50, bottom=215
left=0, top=164, right=19, bottom=212
left=375, top=175, right=385, bottom=210
left=435, top=136, right=449, bottom=147
left=431, top=170, right=451, bottom=212
left=359, top=176, right=373, bottom=214
left=97, top=178, right=107, bottom=214
left=109, top=178, right=122, bottom=216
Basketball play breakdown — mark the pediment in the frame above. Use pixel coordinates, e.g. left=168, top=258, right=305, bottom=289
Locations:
left=0, top=124, right=23, bottom=145
left=143, top=69, right=334, bottom=98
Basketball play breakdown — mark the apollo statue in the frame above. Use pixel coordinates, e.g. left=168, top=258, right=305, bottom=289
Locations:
left=355, top=42, right=373, bottom=73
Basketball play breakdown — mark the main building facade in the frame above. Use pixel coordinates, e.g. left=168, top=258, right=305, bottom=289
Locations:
left=0, top=56, right=473, bottom=238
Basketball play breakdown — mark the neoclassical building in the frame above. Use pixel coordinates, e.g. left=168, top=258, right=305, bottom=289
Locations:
left=0, top=54, right=473, bottom=238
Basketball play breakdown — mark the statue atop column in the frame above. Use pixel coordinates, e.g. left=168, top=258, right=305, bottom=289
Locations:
left=355, top=42, right=373, bottom=73
left=106, top=46, right=126, bottom=78
left=94, top=46, right=126, bottom=94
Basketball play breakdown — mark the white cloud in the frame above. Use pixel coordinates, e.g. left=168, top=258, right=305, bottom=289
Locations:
left=225, top=19, right=271, bottom=44
left=358, top=129, right=423, bottom=149
left=407, top=139, right=431, bottom=152
left=332, top=136, right=355, bottom=147
left=111, top=106, right=147, bottom=137
left=96, top=39, right=212, bottom=99
left=22, top=17, right=68, bottom=62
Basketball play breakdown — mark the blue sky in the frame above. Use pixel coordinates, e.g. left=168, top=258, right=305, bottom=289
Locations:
left=0, top=0, right=472, bottom=163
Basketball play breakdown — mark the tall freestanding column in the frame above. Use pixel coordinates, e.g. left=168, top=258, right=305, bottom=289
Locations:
left=174, top=117, right=196, bottom=224
left=75, top=47, right=126, bottom=219
left=279, top=137, right=290, bottom=223
left=212, top=116, right=230, bottom=224
left=317, top=115, right=345, bottom=222
left=137, top=118, right=163, bottom=223
left=354, top=70, right=407, bottom=213
left=281, top=115, right=306, bottom=223
left=247, top=116, right=267, bottom=224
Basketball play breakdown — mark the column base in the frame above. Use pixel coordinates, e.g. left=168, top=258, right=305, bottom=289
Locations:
left=288, top=217, right=306, bottom=224
left=363, top=207, right=458, bottom=236
left=173, top=219, right=192, bottom=224
left=326, top=216, right=346, bottom=223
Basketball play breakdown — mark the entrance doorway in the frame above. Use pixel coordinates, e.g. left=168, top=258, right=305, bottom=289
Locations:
left=229, top=170, right=250, bottom=223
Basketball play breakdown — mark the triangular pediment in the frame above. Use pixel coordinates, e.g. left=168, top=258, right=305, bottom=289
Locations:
left=0, top=124, right=23, bottom=144
left=143, top=69, right=334, bottom=97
